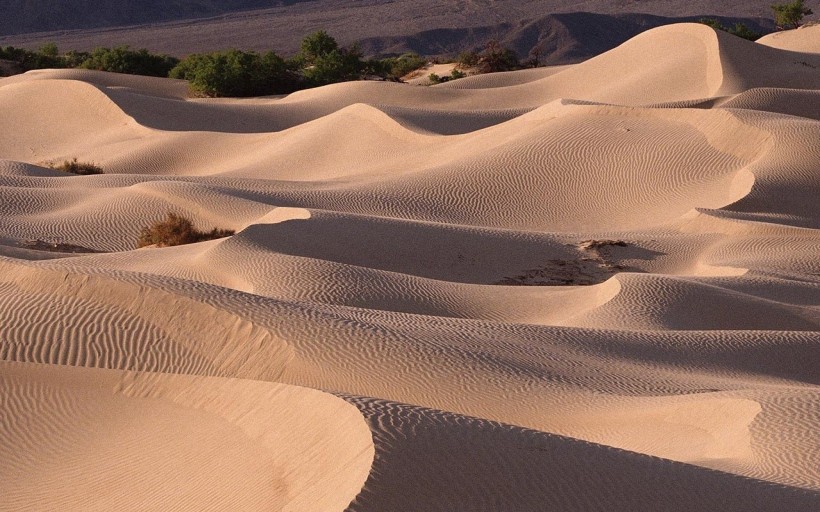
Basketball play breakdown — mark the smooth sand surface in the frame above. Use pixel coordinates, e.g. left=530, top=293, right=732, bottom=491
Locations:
left=0, top=23, right=818, bottom=511
left=758, top=23, right=820, bottom=53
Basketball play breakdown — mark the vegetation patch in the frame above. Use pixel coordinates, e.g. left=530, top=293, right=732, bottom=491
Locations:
left=19, top=239, right=103, bottom=254
left=49, top=158, right=104, bottom=175
left=137, top=213, right=234, bottom=248
left=578, top=239, right=628, bottom=251
left=496, top=240, right=639, bottom=286
left=79, top=45, right=179, bottom=77
left=169, top=49, right=299, bottom=97
left=771, top=0, right=813, bottom=29
left=381, top=53, right=428, bottom=80
left=428, top=69, right=466, bottom=84
left=698, top=18, right=763, bottom=40
left=0, top=30, right=526, bottom=96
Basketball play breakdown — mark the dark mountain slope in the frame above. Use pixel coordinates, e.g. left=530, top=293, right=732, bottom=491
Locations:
left=0, top=1, right=787, bottom=63
left=0, top=1, right=300, bottom=36
left=359, top=13, right=773, bottom=63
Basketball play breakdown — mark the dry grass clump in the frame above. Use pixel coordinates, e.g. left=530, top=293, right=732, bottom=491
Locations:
left=19, top=239, right=103, bottom=254
left=51, top=158, right=104, bottom=175
left=137, top=212, right=234, bottom=248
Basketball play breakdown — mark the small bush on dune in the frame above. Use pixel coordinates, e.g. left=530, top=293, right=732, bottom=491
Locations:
left=478, top=40, right=520, bottom=73
left=772, top=0, right=813, bottom=29
left=80, top=46, right=179, bottom=77
left=0, top=44, right=64, bottom=71
left=297, top=32, right=368, bottom=87
left=137, top=213, right=234, bottom=248
left=170, top=49, right=299, bottom=97
left=698, top=18, right=763, bottom=40
left=457, top=50, right=480, bottom=68
left=51, top=158, right=103, bottom=175
left=380, top=52, right=428, bottom=79
left=428, top=68, right=467, bottom=84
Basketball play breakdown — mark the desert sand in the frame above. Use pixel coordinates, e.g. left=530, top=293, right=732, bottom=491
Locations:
left=0, top=23, right=818, bottom=511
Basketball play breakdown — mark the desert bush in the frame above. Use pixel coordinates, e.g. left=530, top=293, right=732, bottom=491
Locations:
left=478, top=40, right=519, bottom=73
left=137, top=213, right=234, bottom=248
left=63, top=50, right=91, bottom=68
left=296, top=31, right=368, bottom=86
left=457, top=50, right=480, bottom=68
left=729, top=23, right=763, bottom=40
left=772, top=0, right=813, bottom=29
left=699, top=18, right=725, bottom=30
left=38, top=42, right=59, bottom=58
left=379, top=52, right=428, bottom=79
left=0, top=44, right=64, bottom=71
left=698, top=18, right=763, bottom=40
left=80, top=46, right=179, bottom=77
left=429, top=69, right=467, bottom=84
left=51, top=158, right=103, bottom=175
left=170, top=49, right=298, bottom=97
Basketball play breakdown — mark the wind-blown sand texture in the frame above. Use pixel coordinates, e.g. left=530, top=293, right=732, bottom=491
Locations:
left=0, top=24, right=818, bottom=511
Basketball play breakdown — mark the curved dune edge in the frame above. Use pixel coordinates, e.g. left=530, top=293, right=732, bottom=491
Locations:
left=0, top=103, right=775, bottom=240
left=341, top=396, right=818, bottom=512
left=1, top=254, right=817, bottom=491
left=0, top=361, right=374, bottom=512
left=757, top=24, right=820, bottom=54
left=0, top=257, right=293, bottom=377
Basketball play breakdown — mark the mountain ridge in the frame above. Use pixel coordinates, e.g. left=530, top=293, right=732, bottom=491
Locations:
left=0, top=2, right=780, bottom=64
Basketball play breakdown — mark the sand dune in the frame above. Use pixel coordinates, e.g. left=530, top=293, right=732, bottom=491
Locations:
left=0, top=362, right=372, bottom=511
left=0, top=23, right=818, bottom=510
left=758, top=23, right=820, bottom=53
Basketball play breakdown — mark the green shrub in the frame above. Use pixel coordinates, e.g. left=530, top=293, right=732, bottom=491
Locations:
left=457, top=50, right=480, bottom=68
left=429, top=69, right=467, bottom=84
left=296, top=31, right=367, bottom=86
left=381, top=53, right=428, bottom=79
left=698, top=18, right=762, bottom=40
left=729, top=23, right=762, bottom=40
left=137, top=213, right=234, bottom=248
left=0, top=44, right=64, bottom=71
left=170, top=49, right=298, bottom=97
left=772, top=0, right=813, bottom=29
left=698, top=18, right=725, bottom=30
left=63, top=50, right=91, bottom=68
left=298, top=30, right=340, bottom=65
left=80, top=46, right=179, bottom=77
left=51, top=158, right=103, bottom=175
left=39, top=42, right=59, bottom=58
left=478, top=40, right=519, bottom=73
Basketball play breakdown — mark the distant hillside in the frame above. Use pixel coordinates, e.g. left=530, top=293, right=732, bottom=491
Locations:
left=0, top=1, right=300, bottom=36
left=0, top=0, right=793, bottom=63
left=358, top=13, right=774, bottom=64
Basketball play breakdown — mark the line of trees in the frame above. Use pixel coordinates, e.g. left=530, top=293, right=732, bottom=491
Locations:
left=2, top=4, right=813, bottom=96
left=0, top=31, right=438, bottom=96
left=700, top=1, right=814, bottom=39
left=698, top=19, right=762, bottom=40
left=771, top=0, right=813, bottom=29
left=1, top=30, right=498, bottom=96
left=0, top=43, right=179, bottom=77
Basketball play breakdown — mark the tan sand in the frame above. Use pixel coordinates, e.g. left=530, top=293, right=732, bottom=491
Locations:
left=0, top=362, right=372, bottom=511
left=758, top=23, right=820, bottom=53
left=0, top=23, right=818, bottom=510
